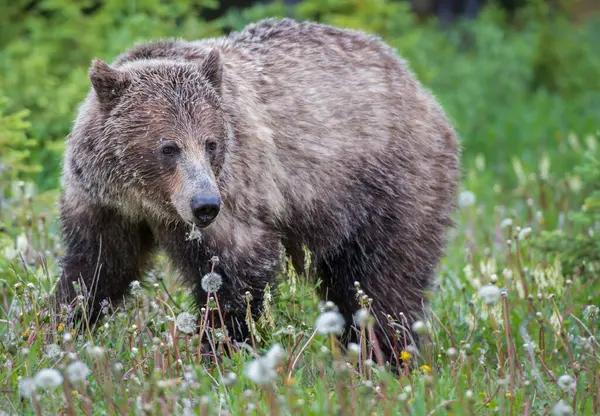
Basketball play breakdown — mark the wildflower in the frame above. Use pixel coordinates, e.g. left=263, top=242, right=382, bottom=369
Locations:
left=63, top=333, right=73, bottom=343
left=420, top=365, right=432, bottom=374
left=500, top=218, right=513, bottom=229
left=66, top=361, right=90, bottom=383
left=458, top=191, right=476, bottom=208
left=130, top=280, right=143, bottom=297
left=446, top=347, right=458, bottom=358
left=175, top=312, right=197, bottom=334
left=244, top=343, right=286, bottom=385
left=315, top=310, right=345, bottom=335
left=557, top=374, right=575, bottom=391
left=18, top=378, right=35, bottom=399
left=347, top=343, right=361, bottom=358
left=201, top=272, right=222, bottom=293
left=57, top=323, right=65, bottom=333
left=34, top=368, right=64, bottom=389
left=44, top=344, right=62, bottom=361
left=354, top=308, right=373, bottom=327
left=551, top=400, right=573, bottom=416
left=583, top=305, right=599, bottom=320
left=86, top=345, right=105, bottom=358
left=400, top=350, right=412, bottom=362
left=412, top=320, right=428, bottom=335
left=518, top=227, right=532, bottom=241
left=478, top=284, right=501, bottom=305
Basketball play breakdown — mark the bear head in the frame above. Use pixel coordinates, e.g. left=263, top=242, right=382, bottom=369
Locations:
left=69, top=49, right=234, bottom=228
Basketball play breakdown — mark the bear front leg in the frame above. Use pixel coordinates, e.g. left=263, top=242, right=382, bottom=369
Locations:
left=162, top=220, right=282, bottom=346
left=53, top=194, right=156, bottom=328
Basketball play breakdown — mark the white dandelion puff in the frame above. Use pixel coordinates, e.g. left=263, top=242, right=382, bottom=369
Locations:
left=66, top=361, right=90, bottom=383
left=86, top=345, right=105, bottom=358
left=458, top=190, right=476, bottom=208
left=44, top=343, right=62, bottom=361
left=315, top=311, right=345, bottom=335
left=551, top=400, right=573, bottom=416
left=557, top=374, right=575, bottom=391
left=518, top=227, right=532, bottom=241
left=478, top=284, right=501, bottom=305
left=130, top=280, right=143, bottom=297
left=34, top=368, right=63, bottom=389
left=18, top=378, right=35, bottom=399
left=175, top=312, right=197, bottom=334
left=201, top=272, right=222, bottom=293
left=412, top=320, right=428, bottom=335
left=354, top=308, right=372, bottom=327
left=244, top=343, right=286, bottom=385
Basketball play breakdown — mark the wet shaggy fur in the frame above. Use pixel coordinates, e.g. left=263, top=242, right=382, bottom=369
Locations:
left=54, top=18, right=460, bottom=364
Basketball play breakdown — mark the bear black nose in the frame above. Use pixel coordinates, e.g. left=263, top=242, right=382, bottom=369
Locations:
left=190, top=195, right=221, bottom=226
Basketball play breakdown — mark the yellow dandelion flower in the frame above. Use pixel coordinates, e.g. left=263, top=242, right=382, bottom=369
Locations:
left=408, top=397, right=415, bottom=404
left=401, top=350, right=412, bottom=362
left=505, top=393, right=512, bottom=398
left=420, top=365, right=432, bottom=373
left=72, top=390, right=79, bottom=396
left=22, top=330, right=29, bottom=339
left=57, top=323, right=65, bottom=333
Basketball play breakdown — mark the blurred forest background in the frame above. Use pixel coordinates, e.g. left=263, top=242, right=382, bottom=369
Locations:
left=1, top=1, right=600, bottom=414
left=1, top=0, right=599, bottom=194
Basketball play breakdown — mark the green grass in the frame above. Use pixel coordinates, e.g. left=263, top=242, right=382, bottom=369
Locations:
left=1, top=1, right=600, bottom=414
left=1, top=133, right=599, bottom=415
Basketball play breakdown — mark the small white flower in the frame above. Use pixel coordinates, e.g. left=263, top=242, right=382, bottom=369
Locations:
left=34, top=368, right=64, bottom=389
left=478, top=284, right=501, bottom=305
left=265, top=343, right=286, bottom=366
left=551, top=399, right=573, bottom=416
left=244, top=358, right=278, bottom=385
left=130, top=281, right=143, bottom=297
left=518, top=227, right=532, bottom=241
left=244, top=343, right=286, bottom=385
left=201, top=272, right=222, bottom=293
left=63, top=333, right=73, bottom=343
left=66, top=361, right=90, bottom=383
left=500, top=218, right=513, bottom=229
left=354, top=308, right=372, bottom=327
left=175, top=312, right=197, bottom=334
left=44, top=343, right=62, bottom=360
left=18, top=378, right=35, bottom=399
left=557, top=374, right=575, bottom=391
left=86, top=345, right=105, bottom=358
left=412, top=320, right=428, bottom=335
left=458, top=190, right=476, bottom=208
left=315, top=311, right=345, bottom=335
left=347, top=343, right=361, bottom=358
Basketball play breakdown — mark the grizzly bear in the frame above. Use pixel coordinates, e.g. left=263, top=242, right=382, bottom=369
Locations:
left=54, top=18, right=460, bottom=364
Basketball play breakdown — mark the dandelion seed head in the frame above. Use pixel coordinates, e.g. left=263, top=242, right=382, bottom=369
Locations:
left=458, top=190, right=476, bottom=208
left=518, top=227, right=532, bottom=241
left=44, top=344, right=62, bottom=361
left=34, top=368, right=63, bottom=389
left=412, top=320, right=428, bottom=335
left=66, top=361, right=90, bottom=382
left=478, top=284, right=501, bottom=305
left=175, top=312, right=197, bottom=334
left=86, top=345, right=105, bottom=358
left=201, top=272, right=222, bottom=293
left=315, top=310, right=345, bottom=335
left=354, top=308, right=372, bottom=327
left=18, top=378, right=35, bottom=399
left=130, top=280, right=143, bottom=297
left=551, top=399, right=573, bottom=416
left=557, top=374, right=575, bottom=391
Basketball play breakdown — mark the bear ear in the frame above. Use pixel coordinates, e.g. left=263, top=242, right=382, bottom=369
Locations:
left=200, top=48, right=223, bottom=94
left=89, top=59, right=130, bottom=106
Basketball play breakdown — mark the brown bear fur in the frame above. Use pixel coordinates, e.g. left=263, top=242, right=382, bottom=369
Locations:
left=54, top=18, right=460, bottom=364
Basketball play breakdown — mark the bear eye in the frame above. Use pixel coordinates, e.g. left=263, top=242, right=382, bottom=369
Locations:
left=159, top=141, right=180, bottom=157
left=206, top=141, right=217, bottom=154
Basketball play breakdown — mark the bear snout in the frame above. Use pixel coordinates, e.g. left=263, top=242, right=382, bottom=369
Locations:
left=190, top=194, right=221, bottom=227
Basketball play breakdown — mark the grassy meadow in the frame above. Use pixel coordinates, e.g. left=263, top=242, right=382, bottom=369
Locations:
left=1, top=0, right=600, bottom=415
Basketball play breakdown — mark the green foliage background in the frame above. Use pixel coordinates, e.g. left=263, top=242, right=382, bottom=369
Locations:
left=1, top=0, right=599, bottom=191
left=1, top=1, right=600, bottom=414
